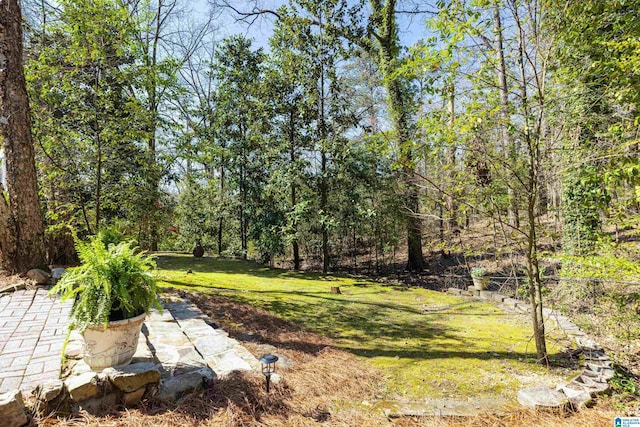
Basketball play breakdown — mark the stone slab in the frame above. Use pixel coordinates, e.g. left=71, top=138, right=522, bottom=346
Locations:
left=204, top=350, right=252, bottom=377
left=517, top=387, right=568, bottom=409
left=155, top=368, right=214, bottom=403
left=66, top=372, right=98, bottom=402
left=0, top=390, right=28, bottom=427
left=104, top=363, right=160, bottom=393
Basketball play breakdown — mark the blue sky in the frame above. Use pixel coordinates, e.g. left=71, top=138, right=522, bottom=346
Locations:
left=193, top=0, right=430, bottom=51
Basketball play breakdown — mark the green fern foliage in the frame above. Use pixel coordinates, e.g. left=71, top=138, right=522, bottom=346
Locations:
left=50, top=235, right=161, bottom=332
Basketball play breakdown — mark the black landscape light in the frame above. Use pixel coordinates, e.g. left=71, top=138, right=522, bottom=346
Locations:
left=259, top=354, right=278, bottom=393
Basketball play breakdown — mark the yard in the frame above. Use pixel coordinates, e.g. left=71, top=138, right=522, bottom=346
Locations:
left=156, top=253, right=576, bottom=402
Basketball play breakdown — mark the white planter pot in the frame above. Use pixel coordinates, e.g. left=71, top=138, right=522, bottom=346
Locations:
left=82, top=312, right=146, bottom=370
left=472, top=275, right=490, bottom=290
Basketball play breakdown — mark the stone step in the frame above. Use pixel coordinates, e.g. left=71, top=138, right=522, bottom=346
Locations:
left=517, top=387, right=569, bottom=410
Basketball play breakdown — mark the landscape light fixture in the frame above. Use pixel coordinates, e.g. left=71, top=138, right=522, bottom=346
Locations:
left=259, top=354, right=278, bottom=393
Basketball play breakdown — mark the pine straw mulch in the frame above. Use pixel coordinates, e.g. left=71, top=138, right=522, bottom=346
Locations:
left=41, top=289, right=618, bottom=426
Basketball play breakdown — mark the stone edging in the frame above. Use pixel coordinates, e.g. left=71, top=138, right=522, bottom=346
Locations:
left=447, top=287, right=613, bottom=411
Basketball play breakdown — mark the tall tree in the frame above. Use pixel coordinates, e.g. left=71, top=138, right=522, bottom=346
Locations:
left=214, top=35, right=265, bottom=259
left=27, top=0, right=149, bottom=238
left=229, top=0, right=427, bottom=270
left=0, top=0, right=46, bottom=273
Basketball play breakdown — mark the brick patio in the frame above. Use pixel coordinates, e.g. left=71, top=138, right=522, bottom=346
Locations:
left=0, top=288, right=73, bottom=394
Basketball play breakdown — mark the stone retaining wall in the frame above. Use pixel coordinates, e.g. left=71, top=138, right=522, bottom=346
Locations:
left=447, top=287, right=613, bottom=411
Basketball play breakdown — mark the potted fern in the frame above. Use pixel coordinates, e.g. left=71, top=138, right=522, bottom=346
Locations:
left=51, top=232, right=161, bottom=370
left=470, top=267, right=490, bottom=290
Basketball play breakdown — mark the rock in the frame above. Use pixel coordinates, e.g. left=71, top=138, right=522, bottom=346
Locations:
left=32, top=380, right=70, bottom=418
left=583, top=366, right=615, bottom=382
left=503, top=298, right=520, bottom=309
left=156, top=368, right=214, bottom=403
left=575, top=337, right=600, bottom=350
left=26, top=268, right=50, bottom=284
left=570, top=375, right=611, bottom=394
left=479, top=290, right=495, bottom=300
left=559, top=385, right=592, bottom=410
left=122, top=387, right=146, bottom=406
left=236, top=332, right=262, bottom=342
left=490, top=293, right=506, bottom=302
left=155, top=345, right=209, bottom=377
left=70, top=359, right=93, bottom=376
left=104, top=363, right=160, bottom=393
left=34, top=380, right=64, bottom=402
left=51, top=268, right=66, bottom=280
left=583, top=349, right=609, bottom=362
left=0, top=390, right=28, bottom=427
left=447, top=288, right=462, bottom=295
left=205, top=350, right=252, bottom=377
left=66, top=372, right=98, bottom=402
left=270, top=373, right=282, bottom=385
left=77, top=392, right=117, bottom=415
left=0, top=282, right=26, bottom=294
left=517, top=387, right=569, bottom=410
left=64, top=341, right=84, bottom=359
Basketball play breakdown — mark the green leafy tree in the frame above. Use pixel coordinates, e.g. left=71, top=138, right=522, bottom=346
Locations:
left=27, top=0, right=149, bottom=244
left=231, top=0, right=427, bottom=270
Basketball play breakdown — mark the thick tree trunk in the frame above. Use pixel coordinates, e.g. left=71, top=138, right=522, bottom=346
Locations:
left=376, top=0, right=425, bottom=271
left=0, top=0, right=47, bottom=272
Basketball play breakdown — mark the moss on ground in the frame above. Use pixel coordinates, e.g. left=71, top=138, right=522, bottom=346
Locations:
left=156, top=253, right=575, bottom=400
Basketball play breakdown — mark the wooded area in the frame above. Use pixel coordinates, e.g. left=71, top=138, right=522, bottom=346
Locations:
left=2, top=0, right=640, bottom=365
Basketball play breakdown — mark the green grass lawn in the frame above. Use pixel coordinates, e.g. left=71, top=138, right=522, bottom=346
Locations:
left=156, top=253, right=574, bottom=400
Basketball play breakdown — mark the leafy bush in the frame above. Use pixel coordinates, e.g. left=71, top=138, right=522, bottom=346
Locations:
left=50, top=235, right=161, bottom=332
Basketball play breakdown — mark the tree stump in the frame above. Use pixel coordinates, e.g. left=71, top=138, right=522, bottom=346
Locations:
left=331, top=286, right=341, bottom=295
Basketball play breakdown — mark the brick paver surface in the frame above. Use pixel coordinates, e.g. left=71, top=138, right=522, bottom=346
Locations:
left=0, top=288, right=72, bottom=393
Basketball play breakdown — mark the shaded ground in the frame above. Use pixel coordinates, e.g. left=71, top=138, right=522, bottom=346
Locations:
left=155, top=253, right=577, bottom=401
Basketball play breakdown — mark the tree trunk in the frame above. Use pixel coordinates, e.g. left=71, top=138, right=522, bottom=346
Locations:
left=320, top=150, right=329, bottom=273
left=0, top=0, right=47, bottom=273
left=218, top=158, right=225, bottom=256
left=515, top=7, right=547, bottom=363
left=445, top=84, right=457, bottom=233
left=289, top=109, right=300, bottom=270
left=318, top=15, right=330, bottom=274
left=376, top=0, right=424, bottom=271
left=494, top=1, right=519, bottom=229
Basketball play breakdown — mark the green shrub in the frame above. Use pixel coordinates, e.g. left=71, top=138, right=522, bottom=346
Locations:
left=470, top=267, right=486, bottom=278
left=50, top=235, right=161, bottom=333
